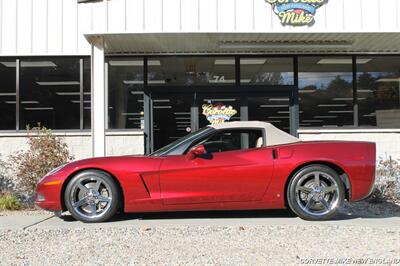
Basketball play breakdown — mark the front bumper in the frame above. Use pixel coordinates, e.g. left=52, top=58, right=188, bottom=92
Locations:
left=35, top=176, right=63, bottom=211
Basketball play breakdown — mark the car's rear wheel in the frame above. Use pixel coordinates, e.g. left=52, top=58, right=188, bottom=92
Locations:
left=64, top=170, right=119, bottom=223
left=287, top=165, right=345, bottom=221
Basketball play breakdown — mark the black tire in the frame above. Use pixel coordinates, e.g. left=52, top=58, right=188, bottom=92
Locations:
left=64, top=170, right=119, bottom=223
left=287, top=164, right=345, bottom=221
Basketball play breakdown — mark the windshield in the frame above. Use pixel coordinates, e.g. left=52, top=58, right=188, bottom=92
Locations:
left=151, top=127, right=213, bottom=156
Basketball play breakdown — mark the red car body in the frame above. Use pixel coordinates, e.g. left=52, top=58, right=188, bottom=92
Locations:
left=35, top=140, right=375, bottom=213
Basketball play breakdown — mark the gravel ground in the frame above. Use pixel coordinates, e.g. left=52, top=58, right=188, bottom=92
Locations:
left=1, top=201, right=399, bottom=265
left=0, top=225, right=399, bottom=265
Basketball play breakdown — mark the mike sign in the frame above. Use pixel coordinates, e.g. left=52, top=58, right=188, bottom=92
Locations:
left=265, top=0, right=328, bottom=27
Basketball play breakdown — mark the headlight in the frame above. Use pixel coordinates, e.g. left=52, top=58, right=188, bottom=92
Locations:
left=38, top=163, right=67, bottom=183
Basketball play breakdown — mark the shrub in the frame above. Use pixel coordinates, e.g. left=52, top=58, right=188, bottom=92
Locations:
left=0, top=158, right=15, bottom=195
left=0, top=193, right=22, bottom=211
left=369, top=158, right=400, bottom=203
left=6, top=125, right=74, bottom=198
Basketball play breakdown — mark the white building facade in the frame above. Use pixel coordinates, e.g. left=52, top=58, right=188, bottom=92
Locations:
left=0, top=0, right=400, bottom=159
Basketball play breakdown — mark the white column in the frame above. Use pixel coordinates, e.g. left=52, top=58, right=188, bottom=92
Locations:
left=91, top=37, right=106, bottom=157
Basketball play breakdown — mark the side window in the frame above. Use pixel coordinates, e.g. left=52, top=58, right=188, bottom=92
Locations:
left=202, top=129, right=263, bottom=153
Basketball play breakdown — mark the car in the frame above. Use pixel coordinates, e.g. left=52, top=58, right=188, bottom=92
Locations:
left=35, top=121, right=376, bottom=222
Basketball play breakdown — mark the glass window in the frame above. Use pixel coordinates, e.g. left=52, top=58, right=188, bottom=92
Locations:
left=240, top=57, right=294, bottom=85
left=107, top=57, right=144, bottom=129
left=20, top=58, right=81, bottom=129
left=147, top=57, right=236, bottom=86
left=0, top=59, right=16, bottom=130
left=298, top=57, right=354, bottom=128
left=357, top=56, right=400, bottom=128
left=202, top=129, right=263, bottom=153
left=248, top=95, right=291, bottom=133
left=83, top=58, right=91, bottom=129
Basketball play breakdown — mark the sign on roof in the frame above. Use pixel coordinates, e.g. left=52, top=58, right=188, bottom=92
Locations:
left=265, top=0, right=328, bottom=27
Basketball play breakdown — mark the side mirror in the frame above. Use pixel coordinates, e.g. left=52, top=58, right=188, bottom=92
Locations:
left=186, top=145, right=206, bottom=160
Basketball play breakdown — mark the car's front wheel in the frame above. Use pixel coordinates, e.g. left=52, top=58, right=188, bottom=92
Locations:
left=64, top=170, right=119, bottom=223
left=287, top=165, right=345, bottom=221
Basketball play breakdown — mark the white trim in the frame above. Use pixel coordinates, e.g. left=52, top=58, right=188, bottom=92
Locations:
left=298, top=128, right=400, bottom=134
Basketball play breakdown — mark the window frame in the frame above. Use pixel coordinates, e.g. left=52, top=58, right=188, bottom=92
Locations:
left=0, top=56, right=90, bottom=132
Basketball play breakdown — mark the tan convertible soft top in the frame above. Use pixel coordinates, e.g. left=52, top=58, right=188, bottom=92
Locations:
left=210, top=121, right=300, bottom=147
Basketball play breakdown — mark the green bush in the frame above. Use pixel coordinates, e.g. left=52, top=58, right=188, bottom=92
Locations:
left=0, top=194, right=22, bottom=211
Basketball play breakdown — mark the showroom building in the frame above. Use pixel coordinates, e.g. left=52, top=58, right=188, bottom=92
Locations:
left=0, top=0, right=400, bottom=159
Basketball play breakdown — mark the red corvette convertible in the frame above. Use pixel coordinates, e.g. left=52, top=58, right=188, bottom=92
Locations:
left=35, top=121, right=376, bottom=222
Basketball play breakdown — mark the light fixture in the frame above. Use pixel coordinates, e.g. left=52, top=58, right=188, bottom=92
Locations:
left=174, top=112, right=190, bottom=115
left=332, top=98, right=353, bottom=101
left=123, top=80, right=144, bottom=85
left=153, top=106, right=172, bottom=109
left=318, top=104, right=347, bottom=107
left=240, top=59, right=267, bottom=65
left=36, top=81, right=80, bottom=86
left=1, top=61, right=56, bottom=67
left=302, top=119, right=323, bottom=123
left=108, top=60, right=143, bottom=66
left=71, top=100, right=91, bottom=104
left=260, top=104, right=288, bottom=108
left=148, top=60, right=161, bottom=66
left=214, top=59, right=235, bottom=65
left=357, top=89, right=373, bottom=93
left=329, top=110, right=354, bottom=113
left=148, top=80, right=166, bottom=84
left=314, top=115, right=337, bottom=118
left=333, top=97, right=365, bottom=101
left=153, top=99, right=170, bottom=103
left=317, top=59, right=371, bottom=65
left=24, top=107, right=54, bottom=110
left=269, top=98, right=289, bottom=102
left=203, top=98, right=237, bottom=102
left=121, top=112, right=141, bottom=116
left=240, top=79, right=251, bottom=83
left=5, top=101, right=39, bottom=104
left=0, top=62, right=16, bottom=67
left=176, top=121, right=191, bottom=124
left=219, top=41, right=353, bottom=50
left=269, top=116, right=289, bottom=119
left=131, top=91, right=144, bottom=95
left=56, top=92, right=79, bottom=96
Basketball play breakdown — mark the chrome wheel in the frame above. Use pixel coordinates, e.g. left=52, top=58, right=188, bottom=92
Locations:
left=295, top=171, right=340, bottom=217
left=69, top=176, right=113, bottom=219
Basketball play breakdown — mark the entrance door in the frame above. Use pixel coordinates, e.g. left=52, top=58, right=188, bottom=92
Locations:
left=152, top=93, right=194, bottom=151
left=197, top=94, right=243, bottom=127
left=151, top=90, right=293, bottom=152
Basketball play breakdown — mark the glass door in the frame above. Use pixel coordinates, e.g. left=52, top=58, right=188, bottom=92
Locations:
left=197, top=93, right=243, bottom=128
left=151, top=93, right=195, bottom=151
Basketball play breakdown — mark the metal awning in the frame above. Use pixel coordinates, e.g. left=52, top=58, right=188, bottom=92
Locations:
left=85, top=32, right=400, bottom=55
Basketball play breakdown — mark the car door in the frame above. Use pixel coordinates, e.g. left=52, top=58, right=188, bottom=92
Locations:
left=159, top=128, right=275, bottom=205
